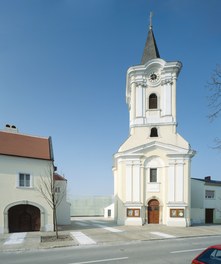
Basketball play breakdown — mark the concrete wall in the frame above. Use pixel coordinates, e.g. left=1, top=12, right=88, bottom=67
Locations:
left=70, top=196, right=113, bottom=217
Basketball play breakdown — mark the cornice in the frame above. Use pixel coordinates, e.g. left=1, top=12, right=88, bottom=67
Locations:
left=115, top=141, right=193, bottom=159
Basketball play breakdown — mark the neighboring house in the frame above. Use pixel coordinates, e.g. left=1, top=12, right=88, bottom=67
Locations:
left=0, top=124, right=70, bottom=233
left=54, top=173, right=71, bottom=225
left=113, top=20, right=195, bottom=226
left=191, top=176, right=221, bottom=225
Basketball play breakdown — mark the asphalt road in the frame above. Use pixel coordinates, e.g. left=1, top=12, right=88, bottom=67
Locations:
left=1, top=235, right=220, bottom=264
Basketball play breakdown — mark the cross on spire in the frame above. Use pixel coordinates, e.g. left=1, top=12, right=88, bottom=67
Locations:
left=149, top=11, right=153, bottom=29
left=141, top=12, right=160, bottom=64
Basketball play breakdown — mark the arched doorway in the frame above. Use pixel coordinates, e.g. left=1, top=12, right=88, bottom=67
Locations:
left=148, top=199, right=159, bottom=224
left=8, top=204, right=40, bottom=233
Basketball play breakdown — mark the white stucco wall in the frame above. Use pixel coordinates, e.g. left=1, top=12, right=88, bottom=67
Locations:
left=114, top=142, right=193, bottom=227
left=0, top=155, right=54, bottom=233
left=191, top=179, right=204, bottom=208
left=55, top=180, right=71, bottom=225
left=104, top=203, right=115, bottom=218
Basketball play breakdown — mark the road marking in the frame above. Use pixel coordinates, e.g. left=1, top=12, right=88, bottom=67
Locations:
left=102, top=227, right=123, bottom=233
left=171, top=248, right=205, bottom=254
left=95, top=224, right=123, bottom=233
left=69, top=257, right=128, bottom=264
left=150, top=232, right=176, bottom=238
left=71, top=232, right=96, bottom=245
left=4, top=232, right=27, bottom=245
left=98, top=225, right=123, bottom=233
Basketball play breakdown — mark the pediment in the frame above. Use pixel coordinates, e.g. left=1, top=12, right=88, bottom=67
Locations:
left=115, top=141, right=193, bottom=159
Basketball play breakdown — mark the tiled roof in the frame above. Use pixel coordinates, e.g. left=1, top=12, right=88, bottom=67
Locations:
left=0, top=130, right=53, bottom=160
left=54, top=173, right=66, bottom=181
left=141, top=27, right=160, bottom=64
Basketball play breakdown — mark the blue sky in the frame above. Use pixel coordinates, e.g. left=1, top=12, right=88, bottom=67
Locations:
left=0, top=0, right=221, bottom=197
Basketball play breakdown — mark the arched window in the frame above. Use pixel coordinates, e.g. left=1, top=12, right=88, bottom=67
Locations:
left=149, top=93, right=157, bottom=109
left=150, top=127, right=158, bottom=137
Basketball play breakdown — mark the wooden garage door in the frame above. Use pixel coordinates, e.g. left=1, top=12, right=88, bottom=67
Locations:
left=148, top=199, right=159, bottom=224
left=8, top=204, right=40, bottom=233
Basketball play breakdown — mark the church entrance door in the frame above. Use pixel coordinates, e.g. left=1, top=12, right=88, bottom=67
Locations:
left=148, top=199, right=159, bottom=224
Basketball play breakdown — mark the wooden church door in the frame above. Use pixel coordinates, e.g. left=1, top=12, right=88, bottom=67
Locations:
left=148, top=199, right=159, bottom=224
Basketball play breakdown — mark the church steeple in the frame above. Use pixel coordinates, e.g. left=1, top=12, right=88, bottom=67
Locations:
left=113, top=14, right=195, bottom=229
left=141, top=13, right=160, bottom=64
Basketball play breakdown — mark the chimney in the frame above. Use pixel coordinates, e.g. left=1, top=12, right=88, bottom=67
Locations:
left=204, top=176, right=211, bottom=182
left=4, top=124, right=19, bottom=133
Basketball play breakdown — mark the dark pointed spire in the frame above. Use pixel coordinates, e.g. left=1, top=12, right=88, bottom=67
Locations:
left=141, top=12, right=160, bottom=64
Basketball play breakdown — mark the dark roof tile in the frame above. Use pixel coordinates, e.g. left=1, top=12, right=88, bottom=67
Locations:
left=141, top=27, right=160, bottom=64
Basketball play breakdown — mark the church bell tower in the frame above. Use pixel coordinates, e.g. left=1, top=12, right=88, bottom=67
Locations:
left=126, top=18, right=182, bottom=138
left=113, top=15, right=195, bottom=227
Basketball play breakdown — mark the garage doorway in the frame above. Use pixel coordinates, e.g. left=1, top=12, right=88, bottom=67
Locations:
left=8, top=204, right=40, bottom=233
left=205, top=208, right=214, bottom=224
left=148, top=199, right=159, bottom=224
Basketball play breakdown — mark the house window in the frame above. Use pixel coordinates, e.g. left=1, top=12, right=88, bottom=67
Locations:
left=150, top=168, right=157, bottom=182
left=150, top=127, right=158, bottom=137
left=149, top=93, right=157, bottom=109
left=205, top=190, right=215, bottom=199
left=55, top=187, right=61, bottom=193
left=127, top=208, right=140, bottom=217
left=19, top=173, right=31, bottom=187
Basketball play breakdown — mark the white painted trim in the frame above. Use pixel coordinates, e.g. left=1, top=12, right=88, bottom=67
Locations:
left=136, top=85, right=143, bottom=117
left=175, top=163, right=184, bottom=202
left=16, top=172, right=33, bottom=189
left=132, top=164, right=140, bottom=202
left=126, top=165, right=132, bottom=202
left=168, top=165, right=175, bottom=202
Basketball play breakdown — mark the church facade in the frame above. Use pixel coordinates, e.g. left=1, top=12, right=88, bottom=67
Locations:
left=113, top=21, right=195, bottom=227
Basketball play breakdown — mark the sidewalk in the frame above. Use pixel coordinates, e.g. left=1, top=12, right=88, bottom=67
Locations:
left=0, top=221, right=221, bottom=252
left=0, top=230, right=78, bottom=252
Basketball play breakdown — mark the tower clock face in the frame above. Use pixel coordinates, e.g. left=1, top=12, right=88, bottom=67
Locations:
left=148, top=72, right=160, bottom=83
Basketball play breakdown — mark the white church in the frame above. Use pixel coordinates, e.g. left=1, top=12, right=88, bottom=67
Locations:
left=113, top=19, right=196, bottom=227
